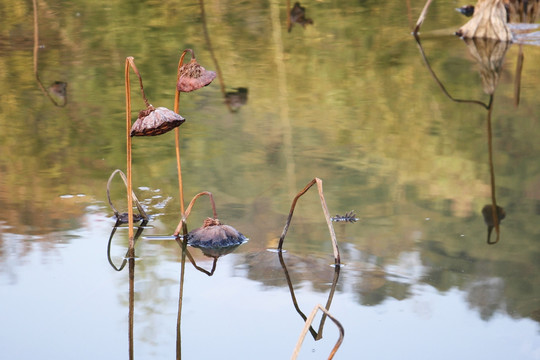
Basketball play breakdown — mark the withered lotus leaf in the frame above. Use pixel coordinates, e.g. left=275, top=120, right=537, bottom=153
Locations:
left=130, top=106, right=185, bottom=137
left=176, top=59, right=217, bottom=92
left=187, top=217, right=248, bottom=248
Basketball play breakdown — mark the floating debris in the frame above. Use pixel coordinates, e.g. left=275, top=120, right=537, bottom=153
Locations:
left=288, top=2, right=314, bottom=32
left=115, top=212, right=146, bottom=224
left=331, top=211, right=358, bottom=223
left=187, top=217, right=248, bottom=248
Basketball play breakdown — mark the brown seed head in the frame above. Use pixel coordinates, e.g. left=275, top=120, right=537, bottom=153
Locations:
left=131, top=106, right=185, bottom=137
left=177, top=59, right=217, bottom=92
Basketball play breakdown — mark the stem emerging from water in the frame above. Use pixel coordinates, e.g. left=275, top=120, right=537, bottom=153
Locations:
left=278, top=178, right=341, bottom=265
left=174, top=49, right=194, bottom=218
left=125, top=58, right=134, bottom=246
left=124, top=57, right=149, bottom=247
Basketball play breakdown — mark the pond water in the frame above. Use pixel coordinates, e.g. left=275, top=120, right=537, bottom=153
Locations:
left=1, top=0, right=540, bottom=359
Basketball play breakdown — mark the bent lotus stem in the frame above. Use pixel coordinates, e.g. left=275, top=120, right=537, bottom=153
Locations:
left=413, top=0, right=434, bottom=35
left=106, top=169, right=148, bottom=220
left=173, top=191, right=218, bottom=236
left=291, top=304, right=344, bottom=360
left=125, top=56, right=149, bottom=247
left=278, top=178, right=341, bottom=265
left=173, top=49, right=195, bottom=217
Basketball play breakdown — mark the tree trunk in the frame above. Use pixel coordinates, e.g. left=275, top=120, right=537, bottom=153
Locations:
left=457, top=0, right=512, bottom=41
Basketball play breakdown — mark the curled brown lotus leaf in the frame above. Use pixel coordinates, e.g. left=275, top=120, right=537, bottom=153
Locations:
left=176, top=59, right=217, bottom=92
left=130, top=106, right=186, bottom=137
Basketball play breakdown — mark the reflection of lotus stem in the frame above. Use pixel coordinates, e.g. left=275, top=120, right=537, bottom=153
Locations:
left=32, top=0, right=67, bottom=107
left=174, top=49, right=194, bottom=218
left=278, top=178, right=340, bottom=265
left=107, top=219, right=148, bottom=271
left=486, top=100, right=501, bottom=244
left=199, top=0, right=227, bottom=98
left=173, top=191, right=218, bottom=236
left=128, top=256, right=135, bottom=360
left=291, top=304, right=344, bottom=360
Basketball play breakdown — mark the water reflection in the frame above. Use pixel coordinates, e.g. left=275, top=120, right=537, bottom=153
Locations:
left=414, top=34, right=508, bottom=244
left=2, top=1, right=540, bottom=358
left=198, top=0, right=248, bottom=112
left=33, top=0, right=67, bottom=107
left=287, top=1, right=314, bottom=33
left=278, top=250, right=340, bottom=341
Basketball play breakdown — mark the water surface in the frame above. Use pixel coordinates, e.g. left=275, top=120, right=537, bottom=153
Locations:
left=1, top=0, right=539, bottom=359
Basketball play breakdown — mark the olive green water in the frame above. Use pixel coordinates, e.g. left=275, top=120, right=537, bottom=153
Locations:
left=1, top=0, right=539, bottom=359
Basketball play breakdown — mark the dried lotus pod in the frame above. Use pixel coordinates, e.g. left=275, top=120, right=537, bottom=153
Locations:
left=130, top=105, right=185, bottom=137
left=187, top=217, right=248, bottom=248
left=176, top=59, right=217, bottom=92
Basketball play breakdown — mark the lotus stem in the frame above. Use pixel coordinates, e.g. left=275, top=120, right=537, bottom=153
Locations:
left=125, top=57, right=134, bottom=246
left=174, top=49, right=195, bottom=218
left=126, top=57, right=150, bottom=108
left=413, top=0, right=434, bottom=35
left=278, top=178, right=341, bottom=265
left=173, top=191, right=218, bottom=236
left=106, top=169, right=148, bottom=220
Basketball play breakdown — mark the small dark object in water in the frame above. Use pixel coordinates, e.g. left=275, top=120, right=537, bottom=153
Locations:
left=481, top=204, right=506, bottom=227
left=187, top=218, right=248, bottom=248
left=49, top=81, right=67, bottom=97
left=456, top=5, right=475, bottom=17
left=177, top=59, right=217, bottom=92
left=130, top=105, right=185, bottom=136
left=331, top=210, right=358, bottom=223
left=288, top=2, right=314, bottom=32
left=225, top=87, right=248, bottom=111
left=116, top=212, right=145, bottom=224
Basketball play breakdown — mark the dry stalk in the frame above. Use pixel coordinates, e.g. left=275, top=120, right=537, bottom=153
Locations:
left=173, top=191, right=218, bottom=236
left=278, top=178, right=341, bottom=265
